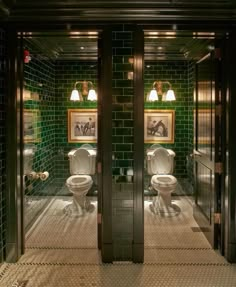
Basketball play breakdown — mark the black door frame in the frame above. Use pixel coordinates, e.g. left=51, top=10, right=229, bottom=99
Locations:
left=5, top=22, right=236, bottom=264
left=5, top=25, right=24, bottom=262
left=133, top=26, right=144, bottom=263
left=135, top=23, right=234, bottom=262
left=98, top=27, right=113, bottom=262
left=5, top=24, right=113, bottom=263
left=226, top=29, right=236, bottom=263
left=193, top=51, right=218, bottom=249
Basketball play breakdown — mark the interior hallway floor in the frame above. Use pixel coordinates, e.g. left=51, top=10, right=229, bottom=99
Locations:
left=0, top=196, right=236, bottom=287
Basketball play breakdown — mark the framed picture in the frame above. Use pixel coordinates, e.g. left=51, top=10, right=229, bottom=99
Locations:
left=144, top=109, right=175, bottom=143
left=24, top=109, right=41, bottom=143
left=68, top=109, right=97, bottom=143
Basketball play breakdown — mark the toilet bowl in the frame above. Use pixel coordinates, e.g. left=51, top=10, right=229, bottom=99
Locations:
left=65, top=145, right=96, bottom=217
left=151, top=174, right=177, bottom=212
left=147, top=146, right=178, bottom=214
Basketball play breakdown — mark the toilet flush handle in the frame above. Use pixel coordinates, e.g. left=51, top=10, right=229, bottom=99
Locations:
left=147, top=154, right=154, bottom=161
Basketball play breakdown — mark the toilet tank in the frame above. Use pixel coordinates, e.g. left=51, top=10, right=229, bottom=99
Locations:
left=146, top=147, right=175, bottom=175
left=68, top=148, right=96, bottom=175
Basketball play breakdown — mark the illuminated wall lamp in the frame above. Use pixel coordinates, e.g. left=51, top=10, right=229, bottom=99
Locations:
left=147, top=80, right=176, bottom=102
left=70, top=80, right=97, bottom=101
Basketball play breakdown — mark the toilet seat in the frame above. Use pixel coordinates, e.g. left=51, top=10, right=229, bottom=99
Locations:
left=151, top=174, right=177, bottom=187
left=66, top=175, right=92, bottom=189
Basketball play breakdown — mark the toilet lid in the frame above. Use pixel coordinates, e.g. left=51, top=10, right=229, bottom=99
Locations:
left=69, top=148, right=94, bottom=174
left=151, top=147, right=172, bottom=174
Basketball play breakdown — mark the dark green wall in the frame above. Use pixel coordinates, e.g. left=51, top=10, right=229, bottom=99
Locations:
left=23, top=49, right=98, bottom=228
left=144, top=60, right=194, bottom=191
left=23, top=41, right=56, bottom=229
left=54, top=60, right=97, bottom=188
left=112, top=26, right=134, bottom=261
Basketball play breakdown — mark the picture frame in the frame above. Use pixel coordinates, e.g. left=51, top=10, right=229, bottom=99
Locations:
left=144, top=109, right=175, bottom=143
left=24, top=109, right=41, bottom=143
left=68, top=109, right=97, bottom=143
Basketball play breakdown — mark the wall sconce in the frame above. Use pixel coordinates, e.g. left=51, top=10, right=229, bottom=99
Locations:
left=147, top=81, right=176, bottom=102
left=70, top=81, right=97, bottom=101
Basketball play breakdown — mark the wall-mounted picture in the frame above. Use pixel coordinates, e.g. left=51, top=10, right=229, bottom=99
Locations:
left=68, top=109, right=97, bottom=143
left=144, top=109, right=175, bottom=143
left=24, top=109, right=41, bottom=143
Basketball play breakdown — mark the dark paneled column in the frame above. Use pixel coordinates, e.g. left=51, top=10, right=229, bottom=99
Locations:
left=100, top=28, right=113, bottom=263
left=226, top=29, right=236, bottom=263
left=0, top=28, right=7, bottom=262
left=133, top=26, right=144, bottom=263
left=5, top=27, right=23, bottom=262
left=112, top=25, right=134, bottom=261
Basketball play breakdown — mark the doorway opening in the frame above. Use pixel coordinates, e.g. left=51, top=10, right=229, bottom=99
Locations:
left=21, top=31, right=100, bottom=259
left=143, top=29, right=225, bottom=262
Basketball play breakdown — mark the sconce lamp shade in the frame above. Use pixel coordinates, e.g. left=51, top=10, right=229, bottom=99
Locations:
left=165, top=89, right=176, bottom=101
left=70, top=89, right=82, bottom=101
left=148, top=89, right=159, bottom=101
left=87, top=89, right=97, bottom=101
left=70, top=80, right=97, bottom=101
left=147, top=80, right=176, bottom=102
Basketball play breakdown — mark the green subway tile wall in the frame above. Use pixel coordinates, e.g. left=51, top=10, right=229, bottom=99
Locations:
left=144, top=60, right=194, bottom=191
left=112, top=26, right=134, bottom=261
left=54, top=60, right=97, bottom=189
left=6, top=32, right=195, bottom=262
left=23, top=41, right=56, bottom=229
left=23, top=42, right=98, bottom=229
left=0, top=28, right=6, bottom=261
left=187, top=61, right=195, bottom=184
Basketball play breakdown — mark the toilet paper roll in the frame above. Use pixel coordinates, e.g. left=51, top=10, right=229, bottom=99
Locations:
left=29, top=171, right=37, bottom=180
left=40, top=171, right=49, bottom=181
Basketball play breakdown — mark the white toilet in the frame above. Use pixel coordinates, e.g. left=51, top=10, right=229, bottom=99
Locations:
left=147, top=146, right=177, bottom=214
left=65, top=145, right=96, bottom=217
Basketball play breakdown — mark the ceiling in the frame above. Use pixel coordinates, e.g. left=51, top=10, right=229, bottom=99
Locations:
left=1, top=0, right=236, bottom=22
left=24, top=33, right=98, bottom=61
left=144, top=31, right=215, bottom=61
left=23, top=30, right=216, bottom=62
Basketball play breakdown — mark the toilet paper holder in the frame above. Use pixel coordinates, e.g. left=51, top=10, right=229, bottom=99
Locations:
left=28, top=171, right=49, bottom=181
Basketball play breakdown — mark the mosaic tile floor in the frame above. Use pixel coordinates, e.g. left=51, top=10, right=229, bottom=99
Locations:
left=26, top=197, right=98, bottom=249
left=0, top=196, right=236, bottom=287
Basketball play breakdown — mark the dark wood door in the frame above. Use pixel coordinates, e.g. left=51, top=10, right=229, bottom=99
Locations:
left=193, top=50, right=222, bottom=249
left=97, top=29, right=113, bottom=262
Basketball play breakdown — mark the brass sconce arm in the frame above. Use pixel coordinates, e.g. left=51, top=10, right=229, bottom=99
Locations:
left=70, top=80, right=97, bottom=101
left=147, top=80, right=175, bottom=102
left=152, top=80, right=172, bottom=95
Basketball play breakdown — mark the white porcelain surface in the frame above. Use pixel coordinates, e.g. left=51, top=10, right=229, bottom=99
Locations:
left=68, top=148, right=96, bottom=175
left=65, top=147, right=96, bottom=217
left=151, top=174, right=177, bottom=189
left=66, top=175, right=92, bottom=193
left=147, top=147, right=175, bottom=175
left=23, top=148, right=35, bottom=175
left=147, top=147, right=178, bottom=215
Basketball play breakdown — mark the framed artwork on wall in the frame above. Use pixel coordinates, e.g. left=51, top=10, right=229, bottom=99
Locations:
left=68, top=109, right=97, bottom=143
left=24, top=109, right=41, bottom=143
left=144, top=109, right=175, bottom=143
